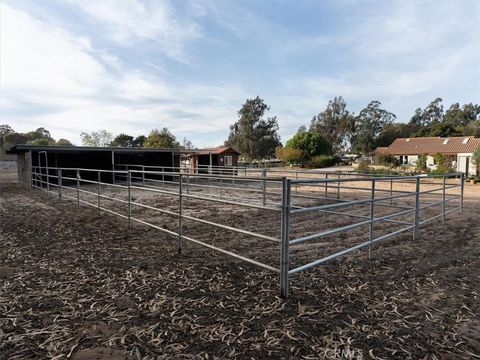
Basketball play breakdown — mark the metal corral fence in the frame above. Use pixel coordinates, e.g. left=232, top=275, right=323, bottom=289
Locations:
left=30, top=165, right=464, bottom=298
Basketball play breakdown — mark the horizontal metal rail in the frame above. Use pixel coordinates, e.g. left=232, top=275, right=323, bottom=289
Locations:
left=419, top=206, right=461, bottom=225
left=29, top=164, right=463, bottom=299
left=289, top=224, right=416, bottom=275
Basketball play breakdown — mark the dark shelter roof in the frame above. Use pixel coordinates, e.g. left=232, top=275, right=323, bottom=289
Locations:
left=8, top=145, right=181, bottom=154
left=8, top=145, right=240, bottom=156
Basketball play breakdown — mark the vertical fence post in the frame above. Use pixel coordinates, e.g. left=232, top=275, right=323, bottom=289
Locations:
left=390, top=178, right=393, bottom=205
left=58, top=169, right=62, bottom=199
left=186, top=173, right=190, bottom=195
left=162, top=167, right=165, bottom=193
left=295, top=170, right=298, bottom=194
left=442, top=176, right=446, bottom=225
left=460, top=173, right=464, bottom=214
left=324, top=173, right=328, bottom=221
left=142, top=165, right=145, bottom=186
left=128, top=172, right=132, bottom=230
left=97, top=171, right=101, bottom=215
left=37, top=153, right=43, bottom=191
left=111, top=152, right=115, bottom=185
left=337, top=171, right=340, bottom=200
left=368, top=179, right=376, bottom=259
left=280, top=177, right=291, bottom=299
left=76, top=169, right=80, bottom=208
left=219, top=170, right=223, bottom=198
left=413, top=176, right=420, bottom=240
left=178, top=174, right=183, bottom=254
left=45, top=154, right=50, bottom=196
left=262, top=168, right=267, bottom=206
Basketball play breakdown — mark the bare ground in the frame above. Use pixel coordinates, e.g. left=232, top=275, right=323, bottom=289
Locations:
left=1, top=181, right=479, bottom=359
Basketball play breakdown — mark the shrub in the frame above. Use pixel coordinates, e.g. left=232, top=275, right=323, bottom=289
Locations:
left=473, top=146, right=480, bottom=166
left=356, top=160, right=370, bottom=172
left=374, top=154, right=400, bottom=167
left=305, top=155, right=337, bottom=168
left=275, top=146, right=303, bottom=165
left=416, top=154, right=428, bottom=172
left=432, top=153, right=454, bottom=174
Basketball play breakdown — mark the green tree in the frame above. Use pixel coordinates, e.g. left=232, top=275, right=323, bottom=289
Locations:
left=444, top=103, right=480, bottom=127
left=463, top=120, right=480, bottom=137
left=111, top=133, right=134, bottom=147
left=56, top=138, right=73, bottom=146
left=226, top=96, right=281, bottom=161
left=409, top=98, right=444, bottom=136
left=351, top=101, right=396, bottom=155
left=375, top=123, right=418, bottom=147
left=310, top=96, right=355, bottom=153
left=29, top=138, right=54, bottom=145
left=80, top=130, right=113, bottom=147
left=132, top=135, right=146, bottom=147
left=144, top=128, right=179, bottom=148
left=285, top=131, right=331, bottom=163
left=3, top=132, right=28, bottom=149
left=181, top=137, right=194, bottom=149
left=0, top=124, right=15, bottom=148
left=25, top=127, right=55, bottom=145
left=422, top=98, right=444, bottom=126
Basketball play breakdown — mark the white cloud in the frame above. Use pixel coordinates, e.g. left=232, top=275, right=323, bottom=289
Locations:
left=1, top=0, right=478, bottom=149
left=68, top=0, right=201, bottom=63
left=0, top=3, right=246, bottom=147
left=0, top=5, right=109, bottom=97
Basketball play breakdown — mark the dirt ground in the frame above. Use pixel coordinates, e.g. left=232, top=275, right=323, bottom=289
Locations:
left=1, top=173, right=480, bottom=359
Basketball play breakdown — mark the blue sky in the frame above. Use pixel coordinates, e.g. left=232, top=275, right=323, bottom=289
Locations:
left=1, top=0, right=479, bottom=147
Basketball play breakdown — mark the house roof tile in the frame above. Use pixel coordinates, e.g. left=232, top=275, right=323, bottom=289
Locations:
left=382, top=136, right=480, bottom=155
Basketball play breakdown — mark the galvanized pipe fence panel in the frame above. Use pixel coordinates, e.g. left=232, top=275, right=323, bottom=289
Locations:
left=30, top=166, right=464, bottom=298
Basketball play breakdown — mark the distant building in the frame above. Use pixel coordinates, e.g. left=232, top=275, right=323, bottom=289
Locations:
left=8, top=144, right=242, bottom=188
left=376, top=136, right=480, bottom=176
left=187, top=147, right=240, bottom=173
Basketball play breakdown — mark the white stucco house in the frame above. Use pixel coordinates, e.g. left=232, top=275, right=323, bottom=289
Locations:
left=377, top=136, right=480, bottom=177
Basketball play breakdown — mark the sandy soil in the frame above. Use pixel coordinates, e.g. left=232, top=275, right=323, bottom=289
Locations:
left=1, top=176, right=479, bottom=359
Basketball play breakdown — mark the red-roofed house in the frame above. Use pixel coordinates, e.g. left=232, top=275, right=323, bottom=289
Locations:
left=378, top=136, right=480, bottom=176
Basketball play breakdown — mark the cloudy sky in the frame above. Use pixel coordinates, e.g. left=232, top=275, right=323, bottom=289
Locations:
left=1, top=0, right=479, bottom=147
